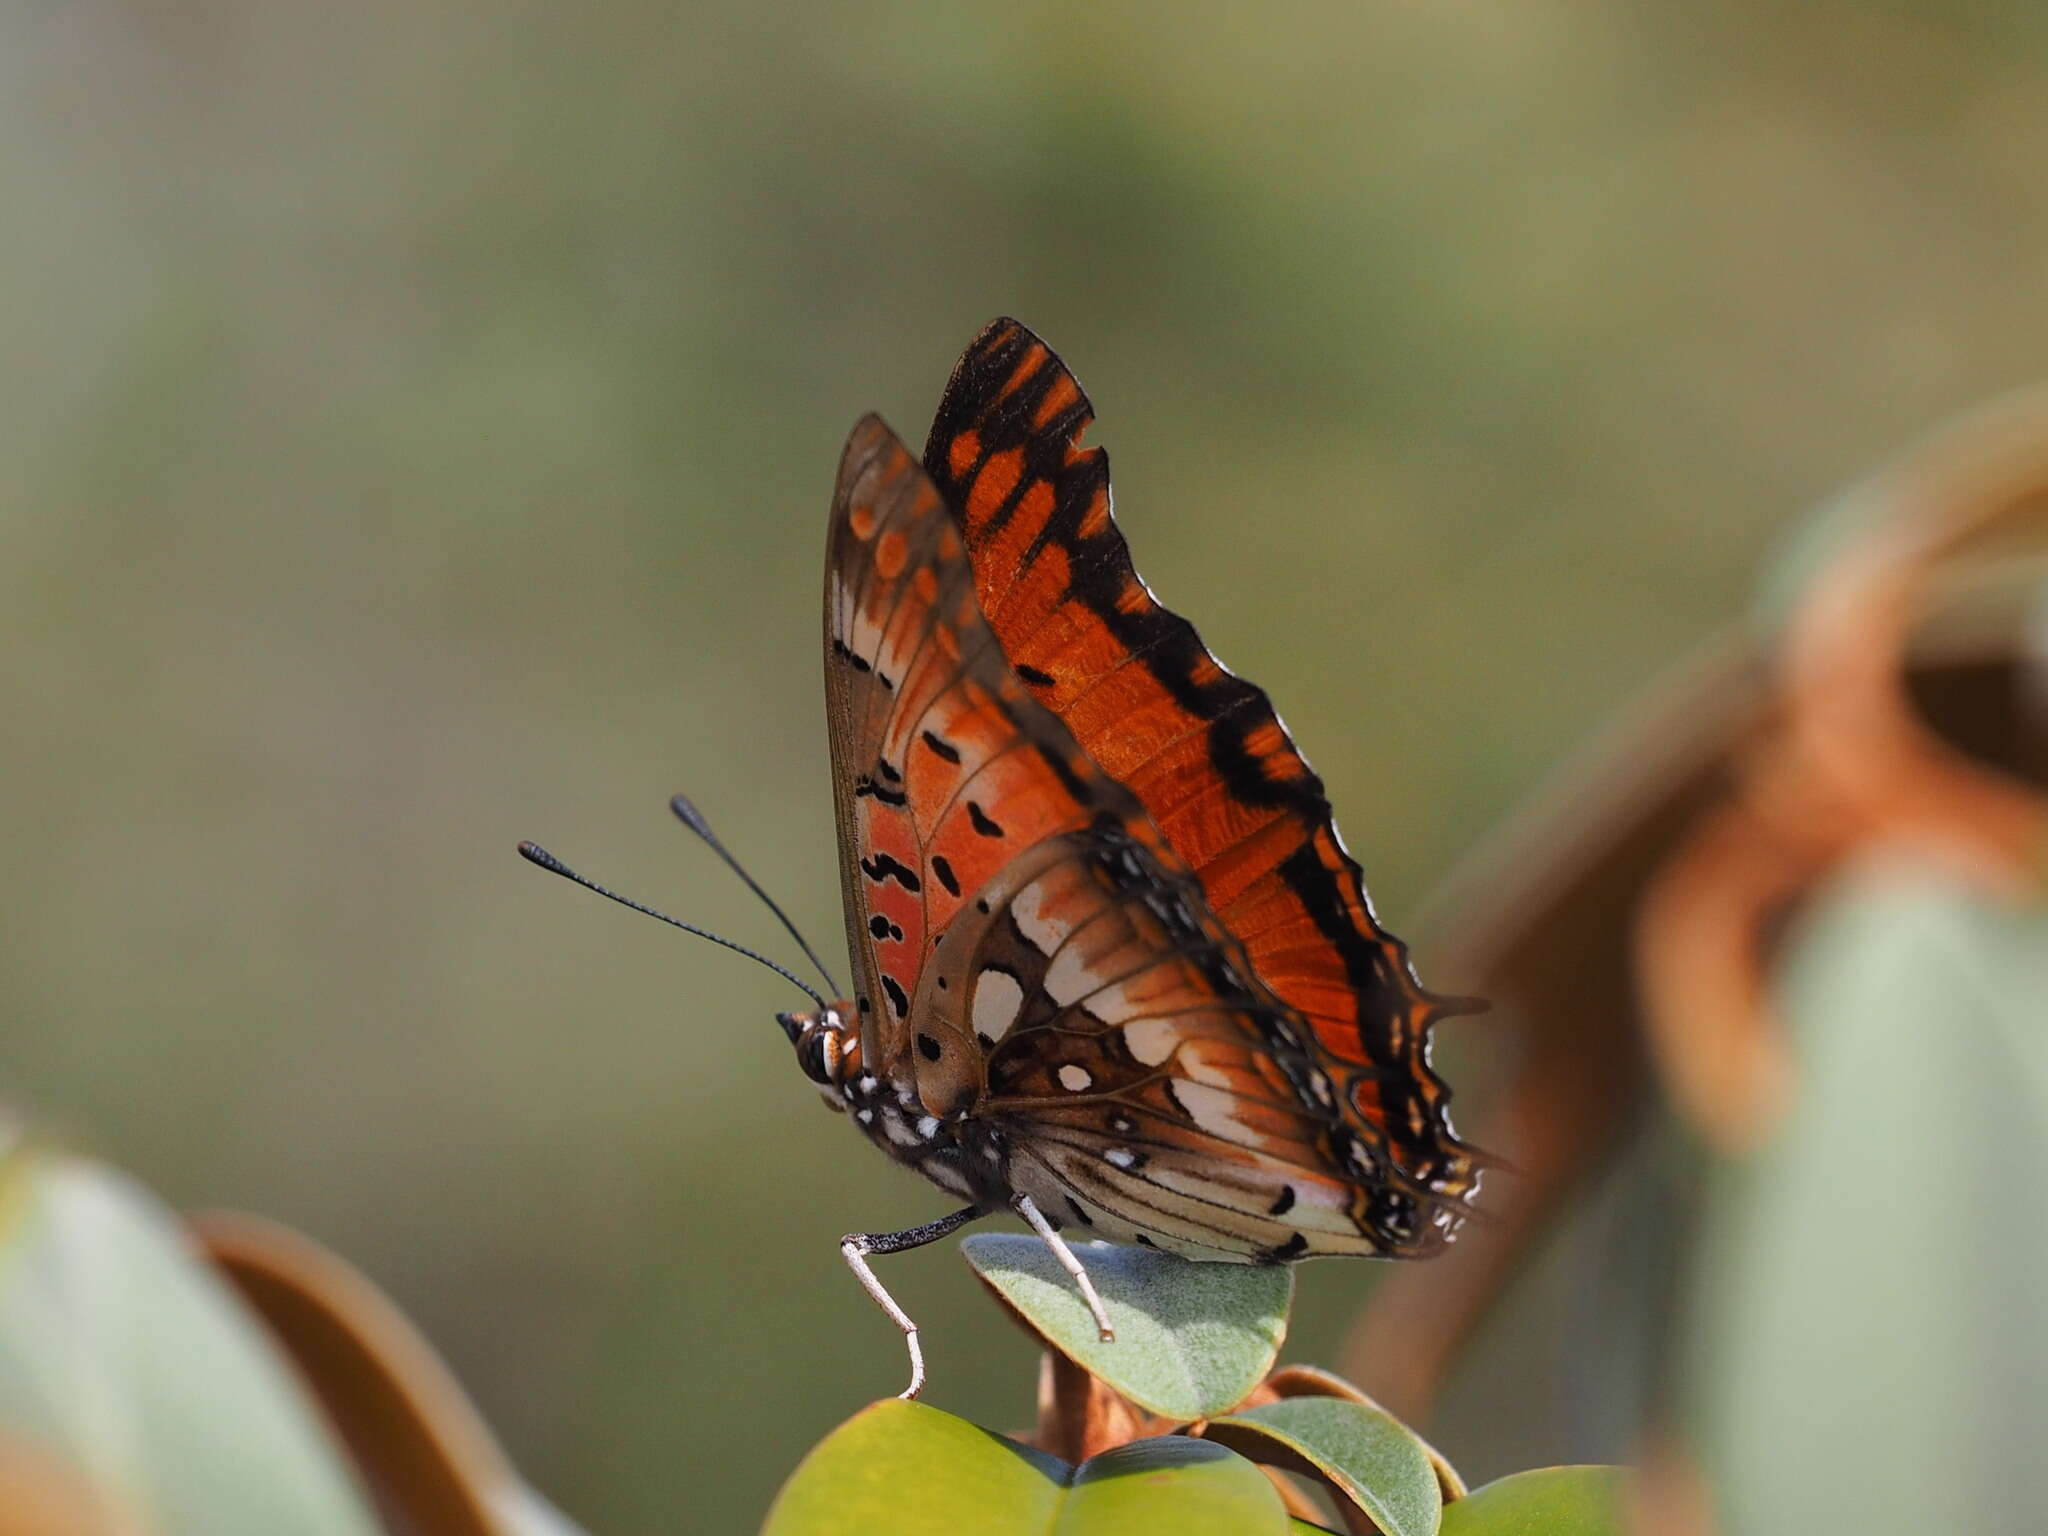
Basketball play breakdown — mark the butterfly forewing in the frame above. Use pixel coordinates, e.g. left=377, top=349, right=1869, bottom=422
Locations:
left=920, top=320, right=1474, bottom=1211
left=825, top=416, right=1148, bottom=1096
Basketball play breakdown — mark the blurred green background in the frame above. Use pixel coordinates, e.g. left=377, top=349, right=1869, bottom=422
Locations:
left=7, top=3, right=2048, bottom=1529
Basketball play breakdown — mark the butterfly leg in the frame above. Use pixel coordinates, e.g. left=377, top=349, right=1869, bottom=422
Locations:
left=1012, top=1194, right=1116, bottom=1342
left=840, top=1205, right=984, bottom=1400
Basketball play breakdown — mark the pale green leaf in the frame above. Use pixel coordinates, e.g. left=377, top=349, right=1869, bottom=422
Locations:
left=1686, top=875, right=2048, bottom=1536
left=0, top=1150, right=379, bottom=1535
left=963, top=1234, right=1291, bottom=1420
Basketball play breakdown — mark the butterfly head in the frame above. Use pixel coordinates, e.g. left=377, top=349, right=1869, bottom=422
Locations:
left=778, top=1002, right=861, bottom=1103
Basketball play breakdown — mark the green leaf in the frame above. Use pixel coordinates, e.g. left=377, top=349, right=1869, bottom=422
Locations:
left=1439, top=1467, right=1627, bottom=1535
left=0, top=1150, right=380, bottom=1535
left=1053, top=1437, right=1290, bottom=1534
left=763, top=1400, right=1065, bottom=1536
left=1199, top=1398, right=1441, bottom=1536
left=1260, top=1363, right=1466, bottom=1500
left=962, top=1234, right=1291, bottom=1420
left=763, top=1401, right=1293, bottom=1535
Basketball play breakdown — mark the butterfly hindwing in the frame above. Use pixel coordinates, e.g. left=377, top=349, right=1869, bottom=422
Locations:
left=918, top=819, right=1442, bottom=1258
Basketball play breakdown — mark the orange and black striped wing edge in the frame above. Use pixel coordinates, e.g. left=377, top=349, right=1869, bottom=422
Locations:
left=921, top=318, right=1481, bottom=1217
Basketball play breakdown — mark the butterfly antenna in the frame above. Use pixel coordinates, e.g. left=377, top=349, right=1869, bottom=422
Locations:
left=669, top=793, right=842, bottom=997
left=517, top=841, right=830, bottom=1011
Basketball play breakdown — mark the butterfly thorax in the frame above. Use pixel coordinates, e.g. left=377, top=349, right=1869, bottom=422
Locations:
left=778, top=1003, right=1012, bottom=1211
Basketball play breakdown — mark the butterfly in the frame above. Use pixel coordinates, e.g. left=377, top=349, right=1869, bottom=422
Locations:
left=523, top=319, right=1481, bottom=1399
left=794, top=319, right=1481, bottom=1390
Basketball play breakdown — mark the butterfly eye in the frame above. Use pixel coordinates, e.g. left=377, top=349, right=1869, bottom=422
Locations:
left=797, top=1024, right=842, bottom=1086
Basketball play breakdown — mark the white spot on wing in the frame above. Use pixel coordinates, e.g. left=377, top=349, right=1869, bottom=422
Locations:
left=1042, top=941, right=1101, bottom=1007
left=1007, top=879, right=1061, bottom=954
left=1173, top=1080, right=1252, bottom=1141
left=1077, top=964, right=1177, bottom=1026
left=831, top=573, right=881, bottom=660
left=1105, top=1147, right=1137, bottom=1169
left=1057, top=1064, right=1092, bottom=1092
left=1178, top=1042, right=1239, bottom=1092
left=972, top=969, right=1025, bottom=1043
left=1123, top=1016, right=1179, bottom=1066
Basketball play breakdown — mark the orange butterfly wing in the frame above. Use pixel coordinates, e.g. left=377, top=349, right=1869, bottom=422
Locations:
left=825, top=415, right=1152, bottom=1105
left=920, top=319, right=1475, bottom=1207
left=826, top=402, right=1475, bottom=1259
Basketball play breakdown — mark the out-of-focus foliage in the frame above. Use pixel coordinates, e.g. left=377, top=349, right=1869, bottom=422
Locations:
left=0, top=1141, right=582, bottom=1536
left=9, top=3, right=2048, bottom=1530
left=0, top=1141, right=380, bottom=1536
left=1339, top=380, right=2048, bottom=1534
left=1684, top=871, right=2048, bottom=1535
